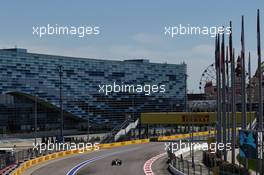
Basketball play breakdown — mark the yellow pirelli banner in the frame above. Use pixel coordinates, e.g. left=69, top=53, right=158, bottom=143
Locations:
left=141, top=112, right=256, bottom=125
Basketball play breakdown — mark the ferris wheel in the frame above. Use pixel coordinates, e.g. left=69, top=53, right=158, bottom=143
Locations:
left=199, top=61, right=249, bottom=93
left=199, top=63, right=216, bottom=93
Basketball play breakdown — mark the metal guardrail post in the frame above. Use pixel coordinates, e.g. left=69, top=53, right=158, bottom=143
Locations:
left=187, top=160, right=189, bottom=175
left=182, top=159, right=184, bottom=173
left=178, top=158, right=180, bottom=170
left=182, top=160, right=185, bottom=172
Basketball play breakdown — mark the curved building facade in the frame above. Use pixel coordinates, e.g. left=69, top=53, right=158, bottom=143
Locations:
left=0, top=48, right=186, bottom=130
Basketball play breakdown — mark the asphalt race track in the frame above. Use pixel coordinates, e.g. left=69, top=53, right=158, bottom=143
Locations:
left=29, top=142, right=171, bottom=175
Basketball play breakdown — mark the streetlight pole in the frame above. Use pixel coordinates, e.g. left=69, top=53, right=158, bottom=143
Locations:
left=191, top=105, right=194, bottom=168
left=34, top=94, right=37, bottom=145
left=58, top=65, right=64, bottom=142
left=132, top=94, right=135, bottom=139
left=87, top=104, right=90, bottom=142
left=188, top=102, right=196, bottom=168
left=188, top=103, right=191, bottom=160
left=191, top=103, right=199, bottom=168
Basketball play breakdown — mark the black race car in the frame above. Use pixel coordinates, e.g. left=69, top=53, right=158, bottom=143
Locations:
left=111, top=159, right=122, bottom=166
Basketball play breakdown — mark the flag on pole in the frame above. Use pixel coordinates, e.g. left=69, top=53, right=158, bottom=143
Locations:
left=221, top=31, right=225, bottom=73
left=229, top=21, right=233, bottom=62
left=226, top=46, right=229, bottom=75
left=241, top=16, right=245, bottom=59
left=257, top=9, right=261, bottom=60
left=215, top=35, right=219, bottom=70
left=235, top=56, right=242, bottom=77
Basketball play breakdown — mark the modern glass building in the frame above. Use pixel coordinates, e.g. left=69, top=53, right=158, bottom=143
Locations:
left=0, top=48, right=186, bottom=132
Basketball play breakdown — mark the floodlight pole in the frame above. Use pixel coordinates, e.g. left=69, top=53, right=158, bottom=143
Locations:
left=58, top=65, right=64, bottom=142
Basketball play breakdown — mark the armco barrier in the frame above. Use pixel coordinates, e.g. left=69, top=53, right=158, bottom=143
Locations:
left=157, top=131, right=215, bottom=141
left=10, top=132, right=212, bottom=175
left=168, top=163, right=185, bottom=175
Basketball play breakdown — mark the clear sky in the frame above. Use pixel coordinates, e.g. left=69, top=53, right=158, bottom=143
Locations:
left=0, top=0, right=263, bottom=92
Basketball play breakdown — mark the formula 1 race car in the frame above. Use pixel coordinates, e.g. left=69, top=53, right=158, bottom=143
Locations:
left=111, top=159, right=122, bottom=166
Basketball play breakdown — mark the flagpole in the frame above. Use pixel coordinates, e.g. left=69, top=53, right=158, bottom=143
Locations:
left=241, top=16, right=247, bottom=130
left=221, top=32, right=227, bottom=161
left=257, top=9, right=263, bottom=174
left=229, top=21, right=236, bottom=165
left=231, top=48, right=236, bottom=165
left=257, top=9, right=262, bottom=132
left=226, top=46, right=230, bottom=143
left=248, top=52, right=252, bottom=129
left=215, top=35, right=219, bottom=143
left=241, top=14, right=249, bottom=169
left=216, top=34, right=222, bottom=155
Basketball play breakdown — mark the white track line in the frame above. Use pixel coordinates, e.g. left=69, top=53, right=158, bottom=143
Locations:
left=67, top=147, right=140, bottom=175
